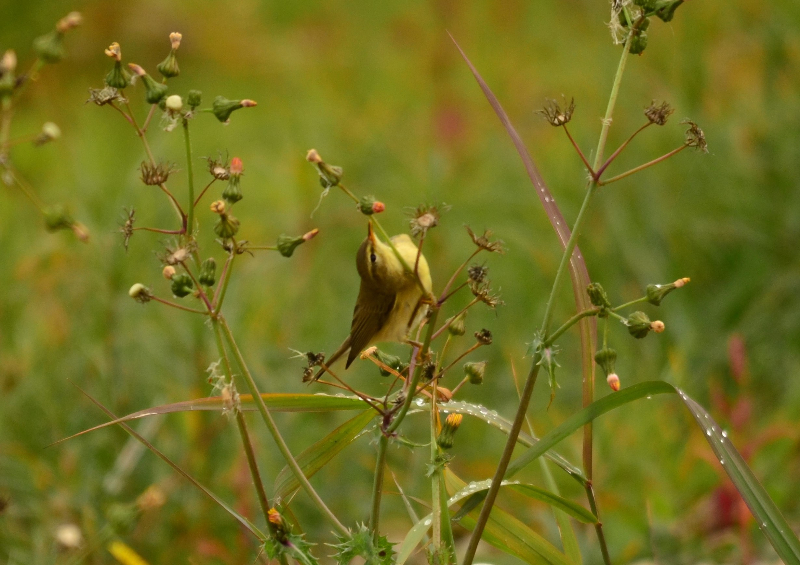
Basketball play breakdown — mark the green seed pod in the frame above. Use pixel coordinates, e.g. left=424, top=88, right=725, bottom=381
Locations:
left=594, top=347, right=617, bottom=377
left=655, top=0, right=684, bottom=22
left=199, top=258, right=216, bottom=287
left=626, top=311, right=652, bottom=339
left=43, top=204, right=74, bottom=232
left=213, top=213, right=240, bottom=239
left=171, top=273, right=194, bottom=298
left=211, top=96, right=257, bottom=123
left=157, top=51, right=179, bottom=79
left=646, top=277, right=690, bottom=305
left=586, top=282, right=611, bottom=309
left=464, top=361, right=486, bottom=385
left=374, top=349, right=407, bottom=377
left=629, top=31, right=648, bottom=55
left=448, top=311, right=467, bottom=337
left=222, top=176, right=243, bottom=204
left=105, top=60, right=131, bottom=89
left=276, top=234, right=307, bottom=258
left=33, top=30, right=66, bottom=64
left=140, top=73, right=168, bottom=104
left=187, top=89, right=202, bottom=109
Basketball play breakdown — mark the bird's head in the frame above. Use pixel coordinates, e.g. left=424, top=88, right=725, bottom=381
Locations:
left=356, top=222, right=407, bottom=292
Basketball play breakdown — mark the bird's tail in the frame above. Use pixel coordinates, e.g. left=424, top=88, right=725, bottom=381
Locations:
left=311, top=336, right=351, bottom=382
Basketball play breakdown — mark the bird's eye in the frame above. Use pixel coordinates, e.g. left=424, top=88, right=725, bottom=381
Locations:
left=370, top=252, right=377, bottom=263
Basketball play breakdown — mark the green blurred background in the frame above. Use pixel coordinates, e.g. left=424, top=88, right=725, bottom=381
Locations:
left=1, top=0, right=799, bottom=563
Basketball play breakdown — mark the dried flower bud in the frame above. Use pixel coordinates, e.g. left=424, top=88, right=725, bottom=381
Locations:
left=34, top=122, right=61, bottom=146
left=128, top=283, right=152, bottom=303
left=586, top=282, right=611, bottom=309
left=165, top=94, right=183, bottom=112
left=187, top=90, right=202, bottom=109
left=594, top=347, right=617, bottom=378
left=464, top=361, right=486, bottom=385
left=199, top=258, right=216, bottom=286
left=538, top=97, right=575, bottom=127
left=214, top=213, right=240, bottom=239
left=474, top=329, right=493, bottom=346
left=437, top=413, right=463, bottom=450
left=210, top=200, right=226, bottom=214
left=626, top=311, right=652, bottom=339
left=607, top=373, right=621, bottom=392
left=162, top=265, right=176, bottom=280
left=211, top=96, right=257, bottom=123
left=448, top=311, right=467, bottom=336
left=644, top=101, right=674, bottom=126
left=170, top=273, right=194, bottom=298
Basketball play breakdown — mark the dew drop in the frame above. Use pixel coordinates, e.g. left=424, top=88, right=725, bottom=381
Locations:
left=424, top=518, right=432, bottom=526
left=720, top=459, right=725, bottom=465
left=721, top=430, right=728, bottom=438
left=706, top=429, right=712, bottom=437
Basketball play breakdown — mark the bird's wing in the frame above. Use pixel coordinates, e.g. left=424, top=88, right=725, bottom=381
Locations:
left=346, top=286, right=396, bottom=368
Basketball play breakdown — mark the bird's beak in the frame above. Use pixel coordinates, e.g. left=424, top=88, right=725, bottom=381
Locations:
left=367, top=221, right=377, bottom=244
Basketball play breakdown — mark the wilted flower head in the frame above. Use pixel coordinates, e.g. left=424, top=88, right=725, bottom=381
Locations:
left=56, top=12, right=82, bottom=33
left=139, top=161, right=174, bottom=186
left=128, top=283, right=152, bottom=303
left=409, top=204, right=447, bottom=238
left=207, top=155, right=230, bottom=180
left=474, top=328, right=493, bottom=345
left=682, top=120, right=708, bottom=152
left=468, top=264, right=489, bottom=284
left=169, top=32, right=182, bottom=50
left=86, top=86, right=127, bottom=106
left=120, top=208, right=135, bottom=251
left=538, top=97, right=575, bottom=127
left=644, top=101, right=674, bottom=126
left=465, top=226, right=505, bottom=254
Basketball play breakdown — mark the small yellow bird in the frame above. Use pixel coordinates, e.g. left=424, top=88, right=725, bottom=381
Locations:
left=314, top=222, right=433, bottom=380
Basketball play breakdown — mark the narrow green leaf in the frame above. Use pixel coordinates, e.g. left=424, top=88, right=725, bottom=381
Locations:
left=440, top=401, right=585, bottom=482
left=398, top=472, right=583, bottom=564
left=437, top=472, right=457, bottom=564
left=53, top=393, right=366, bottom=446
left=506, top=381, right=675, bottom=477
left=274, top=410, right=376, bottom=500
left=447, top=472, right=571, bottom=565
left=505, top=381, right=800, bottom=564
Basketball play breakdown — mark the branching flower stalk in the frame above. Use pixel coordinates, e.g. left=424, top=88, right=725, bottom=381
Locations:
left=460, top=25, right=637, bottom=565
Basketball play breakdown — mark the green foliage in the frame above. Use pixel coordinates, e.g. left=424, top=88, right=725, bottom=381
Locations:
left=331, top=524, right=394, bottom=565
